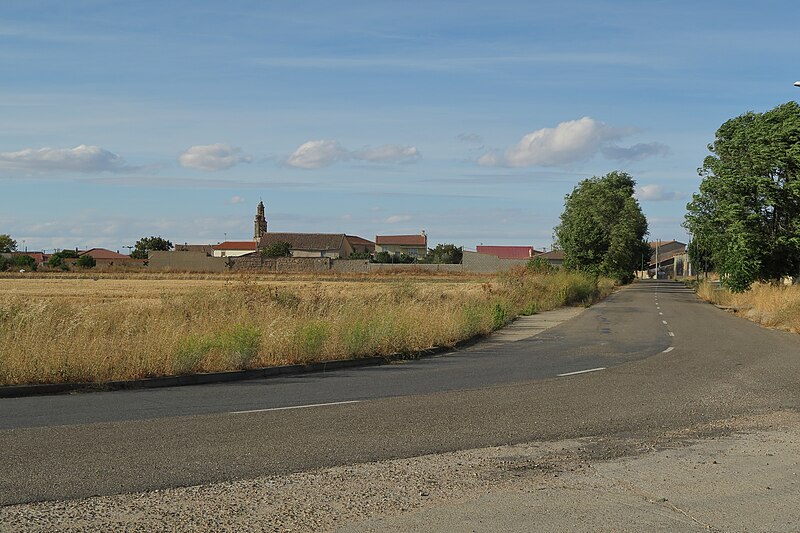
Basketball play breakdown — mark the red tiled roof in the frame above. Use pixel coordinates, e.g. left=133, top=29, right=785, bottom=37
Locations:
left=476, top=246, right=539, bottom=260
left=10, top=252, right=46, bottom=263
left=375, top=234, right=426, bottom=246
left=213, top=241, right=258, bottom=251
left=80, top=248, right=130, bottom=259
left=345, top=235, right=374, bottom=246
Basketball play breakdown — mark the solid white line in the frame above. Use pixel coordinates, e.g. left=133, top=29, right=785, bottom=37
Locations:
left=558, top=367, right=606, bottom=377
left=668, top=332, right=675, bottom=337
left=231, top=400, right=361, bottom=415
left=662, top=347, right=674, bottom=353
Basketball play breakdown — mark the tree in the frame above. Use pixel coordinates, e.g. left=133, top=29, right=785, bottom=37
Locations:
left=684, top=102, right=800, bottom=292
left=261, top=241, right=291, bottom=258
left=48, top=249, right=79, bottom=269
left=0, top=234, right=17, bottom=253
left=130, top=236, right=173, bottom=259
left=424, top=244, right=463, bottom=264
left=76, top=255, right=96, bottom=268
left=555, top=171, right=650, bottom=283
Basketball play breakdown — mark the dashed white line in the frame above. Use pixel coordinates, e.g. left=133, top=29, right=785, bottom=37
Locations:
left=662, top=320, right=668, bottom=325
left=659, top=312, right=663, bottom=315
left=662, top=347, right=674, bottom=353
left=231, top=400, right=361, bottom=415
left=668, top=332, right=675, bottom=337
left=558, top=367, right=606, bottom=377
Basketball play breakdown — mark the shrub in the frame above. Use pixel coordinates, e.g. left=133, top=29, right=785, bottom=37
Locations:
left=173, top=336, right=213, bottom=374
left=526, top=256, right=554, bottom=274
left=261, top=241, right=292, bottom=258
left=295, top=321, right=329, bottom=360
left=11, top=254, right=36, bottom=271
left=0, top=255, right=8, bottom=272
left=76, top=255, right=96, bottom=268
left=215, top=325, right=261, bottom=369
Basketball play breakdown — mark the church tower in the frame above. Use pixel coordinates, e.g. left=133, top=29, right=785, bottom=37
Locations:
left=254, top=200, right=268, bottom=241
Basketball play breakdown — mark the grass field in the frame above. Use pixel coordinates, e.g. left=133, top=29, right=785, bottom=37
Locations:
left=0, top=269, right=613, bottom=386
left=696, top=280, right=800, bottom=333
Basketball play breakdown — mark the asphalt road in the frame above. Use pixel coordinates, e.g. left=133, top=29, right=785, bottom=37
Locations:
left=2, top=279, right=799, bottom=505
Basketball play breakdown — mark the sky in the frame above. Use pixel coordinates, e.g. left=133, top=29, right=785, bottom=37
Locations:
left=1, top=0, right=799, bottom=253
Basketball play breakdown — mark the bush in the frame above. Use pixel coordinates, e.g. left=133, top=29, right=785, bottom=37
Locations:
left=76, top=255, right=96, bottom=268
left=0, top=255, right=7, bottom=271
left=11, top=254, right=36, bottom=271
left=526, top=256, right=554, bottom=274
left=261, top=241, right=292, bottom=258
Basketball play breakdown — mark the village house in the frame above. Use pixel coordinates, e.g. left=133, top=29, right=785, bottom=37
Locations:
left=374, top=232, right=428, bottom=259
left=476, top=245, right=541, bottom=260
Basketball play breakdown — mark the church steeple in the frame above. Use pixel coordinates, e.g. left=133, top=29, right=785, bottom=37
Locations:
left=254, top=200, right=268, bottom=240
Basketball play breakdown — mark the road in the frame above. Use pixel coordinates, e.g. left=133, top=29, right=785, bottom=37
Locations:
left=1, top=279, right=799, bottom=507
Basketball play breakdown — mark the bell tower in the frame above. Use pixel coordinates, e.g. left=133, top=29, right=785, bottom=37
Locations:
left=254, top=200, right=268, bottom=240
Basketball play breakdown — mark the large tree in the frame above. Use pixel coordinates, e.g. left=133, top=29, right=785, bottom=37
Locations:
left=555, top=171, right=649, bottom=283
left=684, top=101, right=800, bottom=292
left=424, top=243, right=463, bottom=264
left=130, top=236, right=173, bottom=259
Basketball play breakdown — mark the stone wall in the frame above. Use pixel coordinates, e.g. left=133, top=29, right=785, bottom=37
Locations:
left=229, top=253, right=331, bottom=272
left=331, top=259, right=370, bottom=273
left=461, top=251, right=529, bottom=273
left=148, top=251, right=227, bottom=272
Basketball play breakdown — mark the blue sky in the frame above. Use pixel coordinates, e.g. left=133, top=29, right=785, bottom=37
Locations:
left=1, top=0, right=798, bottom=253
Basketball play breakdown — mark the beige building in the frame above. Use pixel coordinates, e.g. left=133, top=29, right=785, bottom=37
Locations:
left=212, top=241, right=258, bottom=258
left=259, top=233, right=354, bottom=258
left=374, top=232, right=428, bottom=259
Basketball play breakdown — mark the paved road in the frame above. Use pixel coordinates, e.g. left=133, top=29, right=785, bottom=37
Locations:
left=2, top=279, right=799, bottom=505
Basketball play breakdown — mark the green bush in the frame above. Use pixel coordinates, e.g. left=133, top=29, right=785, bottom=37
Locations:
left=0, top=255, right=8, bottom=272
left=76, top=255, right=96, bottom=268
left=295, top=321, right=329, bottom=360
left=173, top=336, right=213, bottom=374
left=215, top=325, right=261, bottom=369
left=11, top=254, right=36, bottom=271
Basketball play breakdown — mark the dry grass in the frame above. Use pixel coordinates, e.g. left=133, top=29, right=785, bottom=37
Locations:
left=0, top=269, right=613, bottom=386
left=695, top=280, right=800, bottom=332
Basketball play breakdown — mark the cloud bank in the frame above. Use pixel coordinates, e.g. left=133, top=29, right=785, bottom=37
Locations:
left=0, top=145, right=134, bottom=173
left=287, top=140, right=420, bottom=169
left=179, top=143, right=252, bottom=171
left=635, top=184, right=686, bottom=202
left=478, top=117, right=667, bottom=167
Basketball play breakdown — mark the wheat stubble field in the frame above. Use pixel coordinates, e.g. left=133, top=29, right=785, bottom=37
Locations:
left=0, top=270, right=612, bottom=386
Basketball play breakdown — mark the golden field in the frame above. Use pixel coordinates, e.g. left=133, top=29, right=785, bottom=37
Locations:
left=696, top=280, right=800, bottom=333
left=0, top=270, right=613, bottom=386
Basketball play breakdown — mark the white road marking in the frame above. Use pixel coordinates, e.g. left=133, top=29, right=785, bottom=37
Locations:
left=662, top=320, right=668, bottom=325
left=668, top=332, right=675, bottom=337
left=659, top=312, right=663, bottom=315
left=558, top=367, right=606, bottom=377
left=231, top=400, right=361, bottom=415
left=662, top=347, right=674, bottom=353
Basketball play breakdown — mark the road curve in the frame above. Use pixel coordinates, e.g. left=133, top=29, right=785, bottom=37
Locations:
left=2, top=279, right=799, bottom=505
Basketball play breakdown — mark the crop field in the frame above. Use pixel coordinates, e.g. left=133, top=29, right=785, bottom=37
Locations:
left=0, top=270, right=613, bottom=386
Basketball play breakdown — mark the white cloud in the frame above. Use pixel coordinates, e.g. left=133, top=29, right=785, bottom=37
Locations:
left=479, top=117, right=667, bottom=168
left=353, top=145, right=419, bottom=163
left=287, top=140, right=349, bottom=169
left=178, top=143, right=252, bottom=171
left=228, top=195, right=245, bottom=204
left=0, top=145, right=134, bottom=173
left=386, top=215, right=412, bottom=224
left=602, top=142, right=670, bottom=162
left=287, top=140, right=420, bottom=168
left=635, top=184, right=686, bottom=202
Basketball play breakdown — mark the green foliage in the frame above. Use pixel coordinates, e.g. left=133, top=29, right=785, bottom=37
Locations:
left=0, top=255, right=7, bottom=271
left=294, top=321, right=329, bottom=360
left=130, top=236, right=172, bottom=259
left=554, top=171, right=649, bottom=283
left=347, top=251, right=371, bottom=259
left=526, top=256, right=554, bottom=273
left=261, top=241, right=292, bottom=258
left=10, top=254, right=36, bottom=271
left=76, top=255, right=96, bottom=268
left=491, top=302, right=510, bottom=329
left=173, top=325, right=261, bottom=373
left=424, top=243, right=463, bottom=264
left=684, top=101, right=800, bottom=292
left=372, top=251, right=415, bottom=263
left=48, top=250, right=79, bottom=269
left=0, top=234, right=17, bottom=253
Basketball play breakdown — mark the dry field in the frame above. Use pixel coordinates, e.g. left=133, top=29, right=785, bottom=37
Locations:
left=0, top=270, right=612, bottom=386
left=696, top=280, right=800, bottom=333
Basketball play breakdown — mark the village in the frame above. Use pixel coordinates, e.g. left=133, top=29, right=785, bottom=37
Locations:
left=1, top=201, right=690, bottom=278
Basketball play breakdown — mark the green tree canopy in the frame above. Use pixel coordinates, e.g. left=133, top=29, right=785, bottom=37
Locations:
left=555, top=171, right=649, bottom=283
left=424, top=243, right=463, bottom=264
left=261, top=241, right=292, bottom=258
left=130, top=236, right=173, bottom=259
left=48, top=249, right=79, bottom=269
left=0, top=234, right=17, bottom=253
left=684, top=101, right=800, bottom=292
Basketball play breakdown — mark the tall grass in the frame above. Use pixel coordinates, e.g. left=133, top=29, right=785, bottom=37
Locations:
left=696, top=280, right=800, bottom=332
left=0, top=270, right=614, bottom=385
